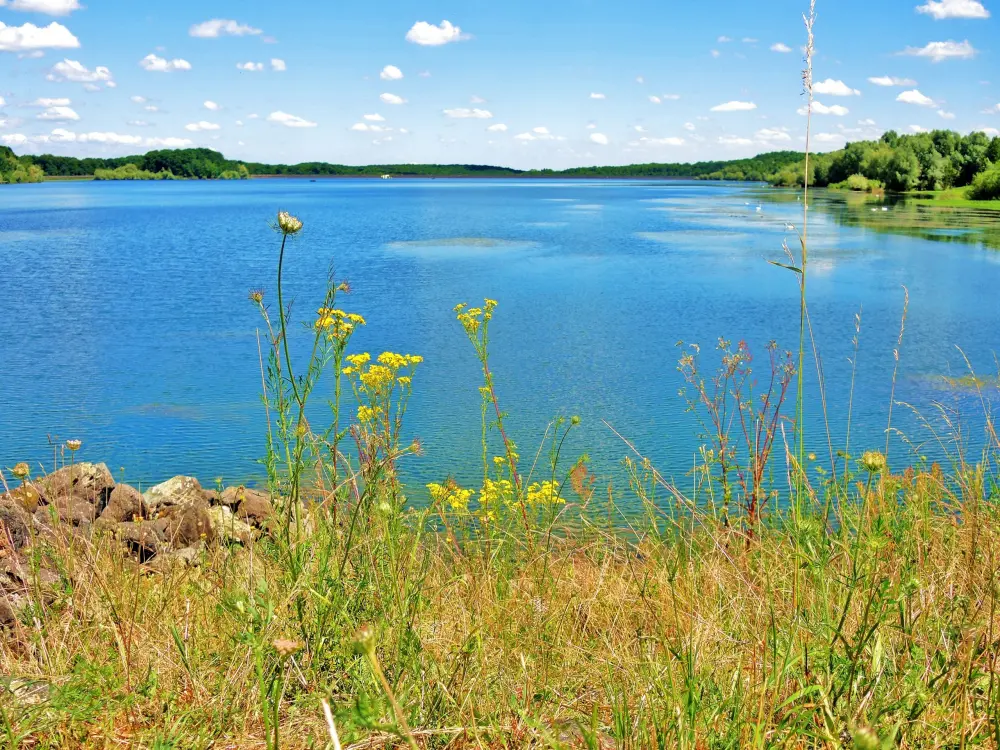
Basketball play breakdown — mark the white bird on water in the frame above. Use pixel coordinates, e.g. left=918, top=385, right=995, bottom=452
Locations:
left=755, top=205, right=762, bottom=213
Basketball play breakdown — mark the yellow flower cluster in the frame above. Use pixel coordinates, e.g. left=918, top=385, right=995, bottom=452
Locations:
left=526, top=481, right=564, bottom=506
left=426, top=481, right=474, bottom=511
left=360, top=364, right=394, bottom=390
left=480, top=478, right=514, bottom=507
left=316, top=308, right=366, bottom=340
left=357, top=405, right=376, bottom=423
left=454, top=299, right=498, bottom=338
left=377, top=352, right=423, bottom=369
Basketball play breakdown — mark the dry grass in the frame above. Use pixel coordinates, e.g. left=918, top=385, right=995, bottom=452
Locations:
left=3, top=463, right=1000, bottom=748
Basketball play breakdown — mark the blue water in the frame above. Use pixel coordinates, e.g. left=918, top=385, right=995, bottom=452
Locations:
left=2, top=179, right=998, bottom=497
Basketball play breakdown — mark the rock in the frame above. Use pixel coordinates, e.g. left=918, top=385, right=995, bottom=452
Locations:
left=116, top=520, right=166, bottom=562
left=2, top=482, right=42, bottom=513
left=36, top=463, right=114, bottom=508
left=0, top=500, right=33, bottom=551
left=37, top=496, right=97, bottom=526
left=0, top=677, right=51, bottom=705
left=0, top=596, right=16, bottom=627
left=234, top=490, right=274, bottom=529
left=147, top=544, right=203, bottom=572
left=100, top=484, right=146, bottom=523
left=143, top=476, right=210, bottom=516
left=159, top=505, right=215, bottom=548
left=206, top=505, right=253, bottom=544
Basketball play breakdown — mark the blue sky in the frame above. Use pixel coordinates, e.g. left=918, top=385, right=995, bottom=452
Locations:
left=0, top=0, right=997, bottom=168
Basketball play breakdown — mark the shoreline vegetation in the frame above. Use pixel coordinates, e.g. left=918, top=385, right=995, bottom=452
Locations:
left=3, top=138, right=998, bottom=211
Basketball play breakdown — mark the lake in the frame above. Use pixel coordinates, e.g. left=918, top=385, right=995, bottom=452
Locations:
left=2, top=179, right=998, bottom=498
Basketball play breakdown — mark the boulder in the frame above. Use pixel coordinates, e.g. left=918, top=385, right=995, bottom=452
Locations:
left=234, top=491, right=274, bottom=529
left=206, top=505, right=254, bottom=544
left=36, top=463, right=114, bottom=507
left=159, top=505, right=215, bottom=548
left=100, top=484, right=146, bottom=523
left=0, top=500, right=33, bottom=551
left=147, top=544, right=202, bottom=572
left=2, top=482, right=42, bottom=513
left=116, top=520, right=167, bottom=562
left=37, top=496, right=97, bottom=526
left=143, top=476, right=210, bottom=516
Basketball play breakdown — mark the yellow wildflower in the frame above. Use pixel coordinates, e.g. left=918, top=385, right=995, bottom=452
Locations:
left=859, top=450, right=887, bottom=475
left=12, top=462, right=30, bottom=480
left=346, top=353, right=371, bottom=368
left=526, top=480, right=564, bottom=506
left=398, top=376, right=412, bottom=387
left=277, top=211, right=303, bottom=235
left=360, top=364, right=394, bottom=390
left=357, top=405, right=376, bottom=423
left=427, top=481, right=474, bottom=512
left=66, top=439, right=82, bottom=452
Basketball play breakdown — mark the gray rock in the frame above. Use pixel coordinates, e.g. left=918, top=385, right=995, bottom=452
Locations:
left=159, top=505, right=215, bottom=548
left=100, top=483, right=146, bottom=523
left=206, top=505, right=254, bottom=544
left=143, top=476, right=210, bottom=515
left=38, top=496, right=97, bottom=526
left=147, top=544, right=203, bottom=572
left=36, top=462, right=114, bottom=507
left=116, top=520, right=167, bottom=562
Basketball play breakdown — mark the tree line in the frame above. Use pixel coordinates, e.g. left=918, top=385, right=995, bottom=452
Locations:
left=769, top=130, right=1000, bottom=197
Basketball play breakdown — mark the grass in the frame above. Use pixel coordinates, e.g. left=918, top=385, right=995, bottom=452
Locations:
left=908, top=188, right=1000, bottom=211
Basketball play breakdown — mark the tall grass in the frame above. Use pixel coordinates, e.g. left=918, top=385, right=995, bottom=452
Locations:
left=4, top=2, right=1000, bottom=748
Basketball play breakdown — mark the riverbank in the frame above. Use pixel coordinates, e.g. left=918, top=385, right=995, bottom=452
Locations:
left=2, top=453, right=999, bottom=747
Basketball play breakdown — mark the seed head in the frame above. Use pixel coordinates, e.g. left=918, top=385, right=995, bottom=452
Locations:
left=277, top=211, right=303, bottom=236
left=12, top=462, right=30, bottom=480
left=272, top=638, right=303, bottom=658
left=352, top=623, right=376, bottom=655
left=859, top=450, right=887, bottom=475
left=248, top=288, right=265, bottom=304
left=337, top=280, right=352, bottom=294
left=66, top=439, right=82, bottom=452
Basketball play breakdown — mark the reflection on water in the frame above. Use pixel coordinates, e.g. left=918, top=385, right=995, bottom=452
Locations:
left=757, top=188, right=1000, bottom=250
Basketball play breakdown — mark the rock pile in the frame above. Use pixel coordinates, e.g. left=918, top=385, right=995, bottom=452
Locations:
left=0, top=463, right=274, bottom=627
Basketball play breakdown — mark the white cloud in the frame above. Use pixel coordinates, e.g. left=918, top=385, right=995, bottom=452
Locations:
left=590, top=92, right=606, bottom=99
left=184, top=121, right=221, bottom=132
left=37, top=105, right=78, bottom=120
left=515, top=126, right=561, bottom=142
left=815, top=132, right=846, bottom=143
left=0, top=0, right=80, bottom=15
left=18, top=49, right=44, bottom=58
left=916, top=0, right=989, bottom=19
left=978, top=127, right=1000, bottom=136
left=771, top=43, right=792, bottom=53
left=470, top=95, right=486, bottom=104
left=0, top=21, right=78, bottom=51
left=756, top=127, right=792, bottom=142
left=590, top=132, right=609, bottom=145
left=189, top=19, right=262, bottom=38
left=29, top=96, right=70, bottom=106
left=267, top=111, right=317, bottom=128
left=743, top=37, right=758, bottom=43
left=937, top=109, right=956, bottom=119
left=405, top=20, right=467, bottom=46
left=868, top=75, right=918, bottom=86
left=985, top=103, right=1000, bottom=114
left=146, top=137, right=194, bottom=148
left=234, top=120, right=243, bottom=127
left=801, top=101, right=850, bottom=115
left=718, top=135, right=753, bottom=145
left=380, top=93, right=406, bottom=105
left=350, top=123, right=391, bottom=133
left=649, top=95, right=662, bottom=104
left=350, top=123, right=369, bottom=131
left=814, top=78, right=861, bottom=96
left=130, top=95, right=146, bottom=103
left=896, top=89, right=936, bottom=106
left=633, top=136, right=685, bottom=146
left=661, top=94, right=681, bottom=100
left=1, top=134, right=28, bottom=145
left=127, top=120, right=151, bottom=127
left=684, top=122, right=696, bottom=131
left=419, top=71, right=431, bottom=78
left=711, top=49, right=721, bottom=58
left=236, top=61, right=264, bottom=72
left=204, top=100, right=220, bottom=111
left=910, top=124, right=930, bottom=132
left=635, top=75, right=644, bottom=83
left=141, top=54, right=191, bottom=72
left=144, top=104, right=159, bottom=112
left=271, top=58, right=286, bottom=72
left=633, top=125, right=647, bottom=132
left=380, top=64, right=403, bottom=80
left=248, top=113, right=259, bottom=119
left=901, top=40, right=976, bottom=62
left=47, top=58, right=112, bottom=86
left=718, top=35, right=733, bottom=43
left=858, top=118, right=877, bottom=126
left=533, top=126, right=550, bottom=134
left=486, top=123, right=507, bottom=132
left=443, top=107, right=492, bottom=118
left=711, top=100, right=757, bottom=112
left=364, top=113, right=385, bottom=121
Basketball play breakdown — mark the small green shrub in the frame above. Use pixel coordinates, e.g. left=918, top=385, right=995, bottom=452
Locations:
left=967, top=162, right=1000, bottom=200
